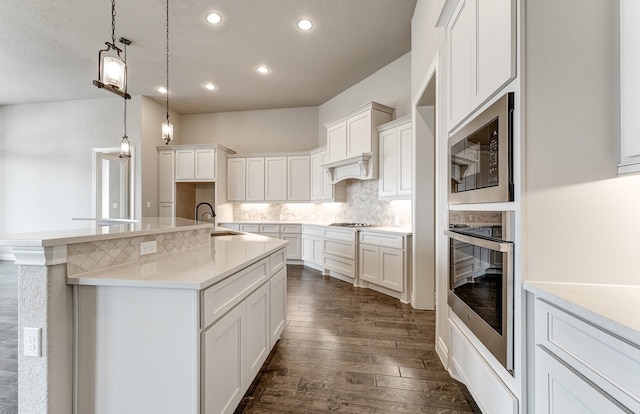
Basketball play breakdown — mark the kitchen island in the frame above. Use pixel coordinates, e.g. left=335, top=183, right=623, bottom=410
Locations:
left=0, top=218, right=288, bottom=414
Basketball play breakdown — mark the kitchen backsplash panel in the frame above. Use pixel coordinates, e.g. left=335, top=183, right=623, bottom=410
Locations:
left=232, top=180, right=412, bottom=227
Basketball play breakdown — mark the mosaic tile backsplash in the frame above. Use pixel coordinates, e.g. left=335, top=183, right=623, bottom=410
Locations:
left=232, top=180, right=412, bottom=227
left=67, top=228, right=210, bottom=276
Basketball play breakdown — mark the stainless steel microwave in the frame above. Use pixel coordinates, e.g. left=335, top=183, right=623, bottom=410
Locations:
left=448, top=93, right=514, bottom=204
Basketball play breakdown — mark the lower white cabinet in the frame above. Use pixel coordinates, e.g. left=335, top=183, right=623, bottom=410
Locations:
left=270, top=267, right=287, bottom=345
left=358, top=231, right=411, bottom=302
left=159, top=202, right=175, bottom=217
left=245, top=283, right=271, bottom=381
left=202, top=303, right=245, bottom=414
left=530, top=295, right=640, bottom=414
left=281, top=233, right=301, bottom=260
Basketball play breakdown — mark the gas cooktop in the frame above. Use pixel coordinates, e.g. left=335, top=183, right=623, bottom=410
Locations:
left=328, top=222, right=372, bottom=228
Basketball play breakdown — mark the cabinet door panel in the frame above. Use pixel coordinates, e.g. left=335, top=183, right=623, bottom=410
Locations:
left=281, top=234, right=301, bottom=260
left=227, top=158, right=246, bottom=201
left=310, top=152, right=324, bottom=200
left=346, top=111, right=372, bottom=157
left=246, top=284, right=270, bottom=380
left=270, top=268, right=287, bottom=346
left=360, top=244, right=380, bottom=284
left=175, top=150, right=195, bottom=180
left=398, top=123, right=413, bottom=195
left=195, top=149, right=216, bottom=180
left=380, top=247, right=404, bottom=292
left=158, top=151, right=175, bottom=202
left=287, top=156, right=310, bottom=201
left=246, top=157, right=265, bottom=201
left=379, top=130, right=397, bottom=197
left=448, top=0, right=472, bottom=127
left=471, top=0, right=515, bottom=108
left=202, top=304, right=244, bottom=414
left=327, top=122, right=347, bottom=162
left=265, top=157, right=287, bottom=201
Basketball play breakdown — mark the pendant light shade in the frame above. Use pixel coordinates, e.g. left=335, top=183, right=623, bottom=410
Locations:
left=119, top=135, right=131, bottom=158
left=162, top=122, right=173, bottom=144
left=93, top=0, right=131, bottom=99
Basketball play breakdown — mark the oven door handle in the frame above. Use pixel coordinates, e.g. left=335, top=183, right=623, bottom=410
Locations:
left=445, top=230, right=513, bottom=252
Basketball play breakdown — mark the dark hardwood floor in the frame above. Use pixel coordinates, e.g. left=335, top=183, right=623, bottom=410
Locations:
left=0, top=262, right=18, bottom=414
left=0, top=262, right=478, bottom=414
left=238, top=265, right=480, bottom=413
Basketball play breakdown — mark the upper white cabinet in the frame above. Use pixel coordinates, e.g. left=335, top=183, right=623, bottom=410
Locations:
left=323, top=102, right=394, bottom=184
left=246, top=157, right=266, bottom=201
left=378, top=116, right=412, bottom=199
left=287, top=155, right=310, bottom=201
left=448, top=0, right=515, bottom=131
left=175, top=148, right=217, bottom=181
left=227, top=154, right=311, bottom=202
left=310, top=148, right=346, bottom=202
left=619, top=0, right=640, bottom=175
left=158, top=150, right=175, bottom=203
left=265, top=157, right=287, bottom=201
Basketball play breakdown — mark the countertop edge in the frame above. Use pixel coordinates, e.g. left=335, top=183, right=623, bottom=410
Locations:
left=524, top=281, right=640, bottom=345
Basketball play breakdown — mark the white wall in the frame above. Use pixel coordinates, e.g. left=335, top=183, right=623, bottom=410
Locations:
left=318, top=52, right=413, bottom=144
left=524, top=0, right=640, bottom=285
left=178, top=107, right=318, bottom=153
left=0, top=97, right=142, bottom=235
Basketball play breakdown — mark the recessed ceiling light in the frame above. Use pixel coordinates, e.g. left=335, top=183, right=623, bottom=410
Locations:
left=256, top=65, right=270, bottom=74
left=157, top=86, right=168, bottom=94
left=204, top=82, right=216, bottom=90
left=297, top=18, right=313, bottom=31
left=205, top=12, right=222, bottom=25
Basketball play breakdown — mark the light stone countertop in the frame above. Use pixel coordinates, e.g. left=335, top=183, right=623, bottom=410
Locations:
left=524, top=281, right=640, bottom=345
left=219, top=221, right=413, bottom=235
left=0, top=217, right=213, bottom=248
left=67, top=233, right=288, bottom=290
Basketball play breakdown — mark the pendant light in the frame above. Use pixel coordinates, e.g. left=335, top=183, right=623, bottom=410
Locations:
left=161, top=0, right=173, bottom=144
left=93, top=0, right=131, bottom=99
left=119, top=41, right=131, bottom=158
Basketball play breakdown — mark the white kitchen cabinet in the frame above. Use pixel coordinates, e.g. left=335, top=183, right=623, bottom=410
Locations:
left=310, top=148, right=346, bottom=202
left=158, top=150, right=175, bottom=203
left=358, top=231, right=411, bottom=302
left=302, top=225, right=324, bottom=269
left=202, top=302, right=245, bottom=414
left=175, top=148, right=217, bottom=181
left=269, top=267, right=287, bottom=346
left=158, top=202, right=175, bottom=218
left=323, top=227, right=357, bottom=282
left=246, top=157, right=265, bottom=201
left=447, top=0, right=515, bottom=130
left=265, top=156, right=287, bottom=201
left=287, top=155, right=310, bottom=201
left=227, top=158, right=246, bottom=201
left=378, top=116, right=412, bottom=199
left=324, top=102, right=394, bottom=178
left=529, top=294, right=640, bottom=414
left=281, top=233, right=301, bottom=260
left=619, top=0, right=640, bottom=175
left=245, top=283, right=270, bottom=381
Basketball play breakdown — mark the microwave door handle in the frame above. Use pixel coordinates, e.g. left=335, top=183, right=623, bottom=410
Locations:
left=444, top=230, right=513, bottom=252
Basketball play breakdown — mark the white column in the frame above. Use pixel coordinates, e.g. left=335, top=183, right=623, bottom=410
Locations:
left=13, top=245, right=72, bottom=414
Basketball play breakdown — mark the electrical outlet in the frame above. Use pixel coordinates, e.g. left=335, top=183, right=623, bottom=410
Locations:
left=140, top=240, right=157, bottom=256
left=24, top=327, right=41, bottom=357
left=146, top=201, right=151, bottom=208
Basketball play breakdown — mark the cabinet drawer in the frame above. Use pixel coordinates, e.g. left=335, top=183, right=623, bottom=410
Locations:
left=280, top=224, right=301, bottom=234
left=239, top=224, right=260, bottom=233
left=359, top=232, right=404, bottom=249
left=260, top=224, right=280, bottom=233
left=324, top=228, right=356, bottom=243
left=260, top=232, right=280, bottom=239
left=269, top=248, right=286, bottom=275
left=323, top=254, right=356, bottom=279
left=201, top=258, right=268, bottom=328
left=302, top=226, right=323, bottom=237
left=323, top=239, right=355, bottom=260
left=535, top=299, right=640, bottom=404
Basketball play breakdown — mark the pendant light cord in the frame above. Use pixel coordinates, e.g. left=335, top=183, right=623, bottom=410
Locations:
left=111, top=0, right=117, bottom=46
left=165, top=0, right=170, bottom=124
left=123, top=42, right=128, bottom=138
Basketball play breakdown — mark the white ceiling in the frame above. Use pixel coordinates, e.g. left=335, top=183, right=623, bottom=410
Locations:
left=0, top=0, right=416, bottom=114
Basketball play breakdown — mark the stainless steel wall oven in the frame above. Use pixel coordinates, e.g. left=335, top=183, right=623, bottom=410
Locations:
left=448, top=92, right=514, bottom=204
left=446, top=211, right=514, bottom=373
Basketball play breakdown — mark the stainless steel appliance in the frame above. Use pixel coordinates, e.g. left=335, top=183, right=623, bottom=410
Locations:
left=448, top=92, right=514, bottom=204
left=446, top=211, right=514, bottom=372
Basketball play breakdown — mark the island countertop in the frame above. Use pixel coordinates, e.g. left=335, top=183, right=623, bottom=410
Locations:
left=0, top=217, right=214, bottom=248
left=67, top=233, right=288, bottom=290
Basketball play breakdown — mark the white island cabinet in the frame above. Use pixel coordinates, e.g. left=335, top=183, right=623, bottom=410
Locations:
left=72, top=234, right=288, bottom=414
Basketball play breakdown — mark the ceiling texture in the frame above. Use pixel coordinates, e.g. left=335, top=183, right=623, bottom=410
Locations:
left=0, top=0, right=417, bottom=114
